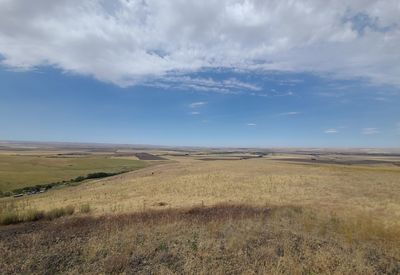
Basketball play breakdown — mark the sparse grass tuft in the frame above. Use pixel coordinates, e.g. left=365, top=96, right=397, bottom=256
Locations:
left=80, top=204, right=91, bottom=214
left=45, top=205, right=75, bottom=220
left=22, top=209, right=45, bottom=222
left=0, top=205, right=75, bottom=225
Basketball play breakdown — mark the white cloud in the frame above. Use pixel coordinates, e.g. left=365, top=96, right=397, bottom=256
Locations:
left=324, top=128, right=338, bottom=134
left=189, top=101, right=207, bottom=108
left=0, top=0, right=400, bottom=87
left=277, top=111, right=301, bottom=116
left=162, top=76, right=261, bottom=94
left=362, top=127, right=380, bottom=135
left=247, top=123, right=256, bottom=126
left=189, top=101, right=206, bottom=115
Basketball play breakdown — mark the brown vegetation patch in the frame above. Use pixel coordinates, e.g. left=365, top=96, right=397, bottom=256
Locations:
left=1, top=204, right=399, bottom=274
left=276, top=158, right=400, bottom=166
left=134, top=153, right=167, bottom=160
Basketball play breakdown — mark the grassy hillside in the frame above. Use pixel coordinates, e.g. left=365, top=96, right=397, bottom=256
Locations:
left=4, top=158, right=399, bottom=222
left=0, top=154, right=148, bottom=192
left=1, top=155, right=400, bottom=274
left=1, top=204, right=399, bottom=274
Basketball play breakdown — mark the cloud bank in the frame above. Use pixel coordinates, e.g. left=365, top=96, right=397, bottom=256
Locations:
left=0, top=0, right=399, bottom=87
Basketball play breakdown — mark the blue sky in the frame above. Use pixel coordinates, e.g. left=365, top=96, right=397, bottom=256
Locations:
left=0, top=1, right=399, bottom=147
left=1, top=67, right=399, bottom=147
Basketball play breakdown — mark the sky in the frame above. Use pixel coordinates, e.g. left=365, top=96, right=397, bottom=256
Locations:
left=0, top=0, right=399, bottom=147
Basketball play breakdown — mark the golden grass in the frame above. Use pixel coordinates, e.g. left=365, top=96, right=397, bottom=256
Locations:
left=1, top=204, right=399, bottom=274
left=0, top=203, right=76, bottom=225
left=3, top=158, right=399, bottom=225
left=1, top=156, right=400, bottom=274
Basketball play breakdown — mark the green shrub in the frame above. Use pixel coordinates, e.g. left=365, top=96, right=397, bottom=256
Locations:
left=73, top=176, right=85, bottom=182
left=86, top=172, right=112, bottom=179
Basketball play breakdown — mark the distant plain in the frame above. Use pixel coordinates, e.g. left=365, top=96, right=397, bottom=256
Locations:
left=1, top=142, right=400, bottom=274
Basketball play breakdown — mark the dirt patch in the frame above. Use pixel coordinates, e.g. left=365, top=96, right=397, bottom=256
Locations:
left=198, top=156, right=262, bottom=161
left=275, top=158, right=400, bottom=166
left=198, top=158, right=242, bottom=161
left=134, top=153, right=167, bottom=160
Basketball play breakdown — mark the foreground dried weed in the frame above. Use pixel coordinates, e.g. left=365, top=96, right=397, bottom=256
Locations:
left=1, top=204, right=399, bottom=274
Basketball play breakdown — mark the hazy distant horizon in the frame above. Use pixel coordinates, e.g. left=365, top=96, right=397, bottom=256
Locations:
left=2, top=140, right=400, bottom=153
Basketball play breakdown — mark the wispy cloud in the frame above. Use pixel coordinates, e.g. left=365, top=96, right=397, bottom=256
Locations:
left=247, top=123, right=257, bottom=126
left=189, top=101, right=206, bottom=115
left=153, top=76, right=262, bottom=94
left=276, top=112, right=301, bottom=116
left=362, top=128, right=380, bottom=135
left=324, top=128, right=338, bottom=134
left=189, top=102, right=207, bottom=108
left=373, top=97, right=388, bottom=102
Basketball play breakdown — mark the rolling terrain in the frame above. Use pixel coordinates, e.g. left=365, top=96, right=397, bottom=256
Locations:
left=1, top=142, right=400, bottom=274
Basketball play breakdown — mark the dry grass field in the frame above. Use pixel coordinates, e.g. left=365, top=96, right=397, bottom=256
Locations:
left=1, top=148, right=400, bottom=274
left=1, top=204, right=399, bottom=274
left=4, top=157, right=400, bottom=222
